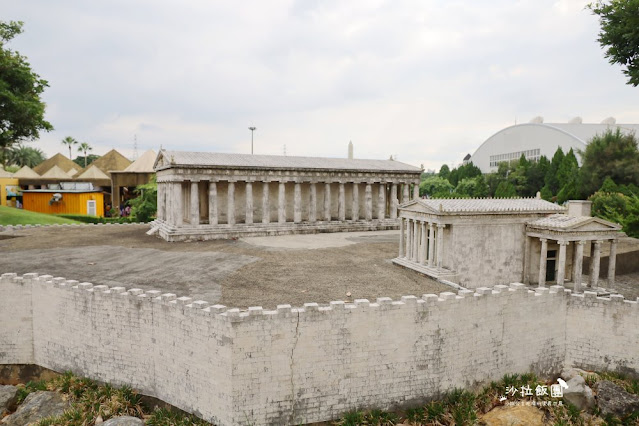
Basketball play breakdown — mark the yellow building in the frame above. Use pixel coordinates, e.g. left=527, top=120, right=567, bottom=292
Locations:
left=0, top=168, right=19, bottom=207
left=22, top=190, right=105, bottom=216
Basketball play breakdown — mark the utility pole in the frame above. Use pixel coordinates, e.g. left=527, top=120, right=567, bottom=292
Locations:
left=248, top=126, right=256, bottom=154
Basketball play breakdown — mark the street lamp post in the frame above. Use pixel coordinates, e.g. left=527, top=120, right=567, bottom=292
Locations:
left=248, top=126, right=256, bottom=154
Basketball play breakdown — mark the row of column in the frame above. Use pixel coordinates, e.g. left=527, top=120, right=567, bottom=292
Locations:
left=160, top=180, right=420, bottom=226
left=535, top=238, right=617, bottom=292
left=398, top=218, right=445, bottom=269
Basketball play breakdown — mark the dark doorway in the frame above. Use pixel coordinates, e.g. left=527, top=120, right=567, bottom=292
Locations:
left=546, top=249, right=557, bottom=282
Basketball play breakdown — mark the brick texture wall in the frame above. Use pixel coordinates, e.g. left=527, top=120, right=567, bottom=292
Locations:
left=1, top=273, right=637, bottom=425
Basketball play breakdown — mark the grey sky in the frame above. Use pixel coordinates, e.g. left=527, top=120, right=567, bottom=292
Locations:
left=3, top=0, right=637, bottom=171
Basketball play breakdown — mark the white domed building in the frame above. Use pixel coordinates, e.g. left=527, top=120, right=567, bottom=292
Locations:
left=469, top=117, right=639, bottom=173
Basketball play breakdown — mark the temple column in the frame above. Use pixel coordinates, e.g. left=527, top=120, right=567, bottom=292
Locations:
left=365, top=183, right=373, bottom=221
left=573, top=240, right=585, bottom=292
left=402, top=183, right=409, bottom=204
left=590, top=240, right=602, bottom=288
left=245, top=182, right=253, bottom=225
left=412, top=220, right=419, bottom=263
left=608, top=239, right=617, bottom=290
left=208, top=181, right=218, bottom=225
left=420, top=221, right=427, bottom=265
left=227, top=181, right=235, bottom=226
left=324, top=183, right=331, bottom=221
left=523, top=236, right=531, bottom=284
left=390, top=183, right=398, bottom=219
left=352, top=183, right=359, bottom=221
left=557, top=241, right=567, bottom=285
left=407, top=219, right=413, bottom=259
left=338, top=182, right=346, bottom=221
left=165, top=183, right=173, bottom=224
left=436, top=224, right=445, bottom=269
left=399, top=218, right=405, bottom=258
left=413, top=183, right=419, bottom=199
left=428, top=222, right=435, bottom=267
left=262, top=182, right=270, bottom=224
left=156, top=183, right=164, bottom=221
left=538, top=238, right=548, bottom=287
left=190, top=181, right=199, bottom=225
left=294, top=182, right=302, bottom=223
left=378, top=184, right=385, bottom=220
left=278, top=181, right=286, bottom=224
left=174, top=182, right=183, bottom=226
left=309, top=183, right=317, bottom=222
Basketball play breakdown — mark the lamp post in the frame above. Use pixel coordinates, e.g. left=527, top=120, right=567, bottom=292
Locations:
left=248, top=126, right=256, bottom=154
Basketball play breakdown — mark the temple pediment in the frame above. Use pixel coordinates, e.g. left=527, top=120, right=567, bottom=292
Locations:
left=527, top=214, right=622, bottom=232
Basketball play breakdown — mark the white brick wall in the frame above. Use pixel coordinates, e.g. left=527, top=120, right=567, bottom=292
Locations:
left=1, top=274, right=637, bottom=426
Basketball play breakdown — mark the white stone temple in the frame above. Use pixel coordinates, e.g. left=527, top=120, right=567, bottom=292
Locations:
left=153, top=150, right=422, bottom=241
left=393, top=198, right=624, bottom=291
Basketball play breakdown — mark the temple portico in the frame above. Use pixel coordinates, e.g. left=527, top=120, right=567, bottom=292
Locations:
left=524, top=214, right=623, bottom=292
left=153, top=151, right=422, bottom=241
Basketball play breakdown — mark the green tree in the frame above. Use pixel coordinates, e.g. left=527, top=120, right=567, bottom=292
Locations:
left=454, top=176, right=489, bottom=198
left=61, top=136, right=78, bottom=160
left=524, top=155, right=549, bottom=197
left=6, top=144, right=45, bottom=167
left=448, top=162, right=482, bottom=187
left=419, top=175, right=454, bottom=197
left=540, top=184, right=553, bottom=201
left=438, top=164, right=450, bottom=180
left=545, top=147, right=565, bottom=195
left=557, top=148, right=579, bottom=189
left=590, top=190, right=639, bottom=238
left=73, top=153, right=100, bottom=168
left=0, top=21, right=53, bottom=166
left=494, top=181, right=517, bottom=198
left=77, top=142, right=93, bottom=167
left=579, top=129, right=639, bottom=196
left=588, top=0, right=639, bottom=86
left=129, top=176, right=157, bottom=222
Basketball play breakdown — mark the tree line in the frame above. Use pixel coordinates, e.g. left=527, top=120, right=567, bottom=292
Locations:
left=421, top=129, right=639, bottom=237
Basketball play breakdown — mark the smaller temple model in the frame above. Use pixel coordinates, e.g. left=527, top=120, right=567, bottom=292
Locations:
left=153, top=150, right=422, bottom=241
left=394, top=198, right=624, bottom=290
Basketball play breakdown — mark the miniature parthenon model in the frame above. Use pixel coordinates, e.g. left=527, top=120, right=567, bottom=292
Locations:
left=394, top=198, right=624, bottom=290
left=153, top=150, right=422, bottom=241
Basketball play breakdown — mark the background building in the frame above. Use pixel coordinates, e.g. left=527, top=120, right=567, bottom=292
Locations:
left=469, top=117, right=639, bottom=173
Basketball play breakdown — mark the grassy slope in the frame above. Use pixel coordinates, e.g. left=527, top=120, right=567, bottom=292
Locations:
left=0, top=205, right=80, bottom=225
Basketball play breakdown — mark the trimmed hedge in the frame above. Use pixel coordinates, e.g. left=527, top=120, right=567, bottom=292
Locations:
left=55, top=214, right=140, bottom=224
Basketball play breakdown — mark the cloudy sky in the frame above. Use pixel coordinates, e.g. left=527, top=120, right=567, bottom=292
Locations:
left=4, top=0, right=637, bottom=171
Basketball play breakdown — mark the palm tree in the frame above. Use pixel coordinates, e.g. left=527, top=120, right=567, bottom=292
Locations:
left=78, top=142, right=93, bottom=167
left=8, top=145, right=46, bottom=167
left=61, top=136, right=78, bottom=160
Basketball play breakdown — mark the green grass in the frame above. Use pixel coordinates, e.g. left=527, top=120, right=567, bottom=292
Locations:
left=0, top=205, right=80, bottom=225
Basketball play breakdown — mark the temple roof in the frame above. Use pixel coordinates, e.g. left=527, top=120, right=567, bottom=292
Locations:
left=527, top=214, right=622, bottom=231
left=401, top=198, right=565, bottom=215
left=154, top=150, right=422, bottom=173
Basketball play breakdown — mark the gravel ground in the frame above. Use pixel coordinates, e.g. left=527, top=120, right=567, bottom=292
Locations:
left=0, top=226, right=450, bottom=309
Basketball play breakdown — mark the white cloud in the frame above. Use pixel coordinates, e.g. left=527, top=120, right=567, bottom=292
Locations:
left=3, top=0, right=636, bottom=171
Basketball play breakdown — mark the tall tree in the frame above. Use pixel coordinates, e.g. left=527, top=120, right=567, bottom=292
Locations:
left=0, top=21, right=53, bottom=166
left=6, top=144, right=45, bottom=167
left=438, top=164, right=450, bottom=180
left=580, top=128, right=639, bottom=196
left=588, top=0, right=639, bottom=86
left=78, top=142, right=92, bottom=167
left=545, top=147, right=565, bottom=195
left=61, top=136, right=78, bottom=160
left=557, top=148, right=579, bottom=189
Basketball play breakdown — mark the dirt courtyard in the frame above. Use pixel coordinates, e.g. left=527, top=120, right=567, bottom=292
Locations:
left=0, top=225, right=451, bottom=309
